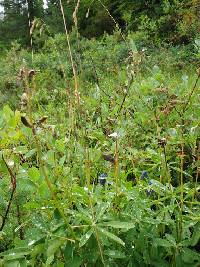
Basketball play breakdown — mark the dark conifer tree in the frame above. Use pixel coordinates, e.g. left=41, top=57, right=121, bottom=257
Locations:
left=0, top=0, right=44, bottom=45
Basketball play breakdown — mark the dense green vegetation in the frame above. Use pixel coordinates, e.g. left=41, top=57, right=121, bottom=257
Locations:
left=0, top=0, right=200, bottom=266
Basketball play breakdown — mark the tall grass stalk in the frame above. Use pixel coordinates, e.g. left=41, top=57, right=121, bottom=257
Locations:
left=59, top=0, right=80, bottom=105
left=25, top=0, right=34, bottom=60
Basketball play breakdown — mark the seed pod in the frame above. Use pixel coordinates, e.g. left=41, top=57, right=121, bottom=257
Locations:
left=18, top=68, right=25, bottom=80
left=102, top=154, right=115, bottom=164
left=28, top=69, right=35, bottom=81
left=37, top=116, right=48, bottom=125
left=158, top=138, right=167, bottom=147
left=20, top=93, right=28, bottom=106
left=21, top=116, right=32, bottom=128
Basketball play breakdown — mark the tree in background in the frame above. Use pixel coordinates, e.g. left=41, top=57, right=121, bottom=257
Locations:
left=27, top=0, right=44, bottom=23
left=45, top=0, right=77, bottom=34
left=0, top=0, right=28, bottom=45
left=0, top=0, right=199, bottom=47
left=106, top=0, right=200, bottom=44
left=0, top=0, right=44, bottom=46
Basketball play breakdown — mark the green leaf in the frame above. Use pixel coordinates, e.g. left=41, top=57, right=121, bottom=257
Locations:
left=46, top=237, right=66, bottom=264
left=76, top=205, right=92, bottom=224
left=79, top=228, right=94, bottom=247
left=170, top=166, right=193, bottom=178
left=181, top=247, right=200, bottom=263
left=4, top=260, right=20, bottom=267
left=46, top=150, right=55, bottom=166
left=190, top=223, right=200, bottom=246
left=99, top=221, right=135, bottom=229
left=14, top=146, right=28, bottom=154
left=153, top=238, right=173, bottom=248
left=28, top=167, right=40, bottom=182
left=96, top=203, right=110, bottom=221
left=3, top=105, right=14, bottom=120
left=0, top=247, right=30, bottom=259
left=64, top=243, right=82, bottom=267
left=55, top=139, right=65, bottom=153
left=25, top=149, right=36, bottom=159
left=104, top=250, right=126, bottom=259
left=27, top=236, right=46, bottom=247
left=30, top=243, right=45, bottom=258
left=18, top=258, right=27, bottom=267
left=55, top=261, right=64, bottom=267
left=46, top=255, right=54, bottom=266
left=18, top=178, right=38, bottom=191
left=165, top=234, right=176, bottom=247
left=65, top=257, right=82, bottom=267
left=59, top=155, right=66, bottom=166
left=98, top=227, right=125, bottom=246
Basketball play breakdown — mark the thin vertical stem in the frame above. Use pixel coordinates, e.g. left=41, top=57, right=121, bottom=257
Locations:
left=84, top=148, right=105, bottom=265
left=25, top=0, right=34, bottom=60
left=178, top=141, right=184, bottom=242
left=192, top=140, right=200, bottom=206
left=163, top=146, right=171, bottom=185
left=59, top=0, right=80, bottom=104
left=97, top=0, right=128, bottom=48
left=114, top=139, right=119, bottom=194
left=85, top=148, right=91, bottom=188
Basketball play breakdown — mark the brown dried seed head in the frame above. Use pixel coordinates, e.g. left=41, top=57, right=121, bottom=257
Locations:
left=102, top=154, right=115, bottom=164
left=158, top=138, right=167, bottom=147
left=28, top=70, right=36, bottom=81
left=38, top=116, right=48, bottom=125
left=21, top=93, right=28, bottom=103
left=18, top=68, right=25, bottom=79
left=155, top=87, right=168, bottom=94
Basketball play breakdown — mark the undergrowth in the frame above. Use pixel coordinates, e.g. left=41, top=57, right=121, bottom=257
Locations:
left=0, top=31, right=200, bottom=267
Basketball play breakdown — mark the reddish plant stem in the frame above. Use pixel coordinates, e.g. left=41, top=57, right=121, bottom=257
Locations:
left=0, top=155, right=17, bottom=231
